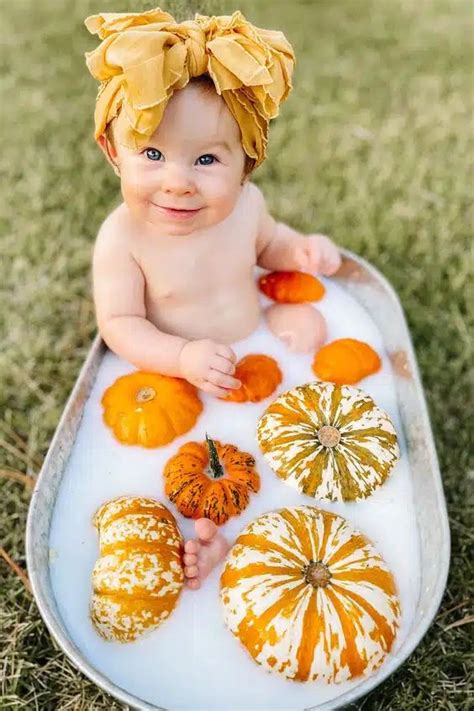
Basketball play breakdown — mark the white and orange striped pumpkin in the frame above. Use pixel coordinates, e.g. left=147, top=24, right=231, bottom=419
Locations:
left=221, top=506, right=400, bottom=682
left=91, top=496, right=184, bottom=642
left=257, top=381, right=399, bottom=501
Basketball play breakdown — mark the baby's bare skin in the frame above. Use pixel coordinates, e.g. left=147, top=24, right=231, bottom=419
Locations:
left=93, top=81, right=341, bottom=586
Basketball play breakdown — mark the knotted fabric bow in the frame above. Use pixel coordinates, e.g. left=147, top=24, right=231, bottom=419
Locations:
left=84, top=7, right=295, bottom=167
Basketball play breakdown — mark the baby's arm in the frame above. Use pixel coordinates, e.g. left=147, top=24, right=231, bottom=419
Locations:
left=253, top=185, right=341, bottom=275
left=93, top=213, right=240, bottom=397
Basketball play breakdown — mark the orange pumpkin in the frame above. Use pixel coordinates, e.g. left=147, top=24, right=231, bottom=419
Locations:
left=258, top=270, right=325, bottom=303
left=312, top=338, right=381, bottom=384
left=221, top=354, right=282, bottom=403
left=164, top=435, right=260, bottom=525
left=221, top=506, right=400, bottom=682
left=101, top=371, right=202, bottom=448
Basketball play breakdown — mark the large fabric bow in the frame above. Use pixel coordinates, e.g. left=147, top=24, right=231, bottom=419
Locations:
left=84, top=7, right=295, bottom=167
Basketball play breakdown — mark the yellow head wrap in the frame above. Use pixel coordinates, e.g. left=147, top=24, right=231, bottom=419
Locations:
left=84, top=8, right=295, bottom=168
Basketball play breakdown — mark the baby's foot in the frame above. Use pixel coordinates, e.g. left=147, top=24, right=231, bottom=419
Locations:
left=265, top=303, right=327, bottom=353
left=183, top=518, right=230, bottom=590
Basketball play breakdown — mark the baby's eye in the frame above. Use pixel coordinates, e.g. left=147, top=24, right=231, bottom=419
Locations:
left=145, top=148, right=163, bottom=161
left=196, top=154, right=216, bottom=166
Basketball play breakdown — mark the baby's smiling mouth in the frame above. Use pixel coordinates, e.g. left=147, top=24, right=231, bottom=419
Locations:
left=151, top=203, right=202, bottom=220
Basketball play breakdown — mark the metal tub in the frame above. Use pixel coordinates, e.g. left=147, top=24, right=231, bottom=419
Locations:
left=26, top=249, right=450, bottom=710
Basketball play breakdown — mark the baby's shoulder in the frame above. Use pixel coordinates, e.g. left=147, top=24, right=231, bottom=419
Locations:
left=93, top=202, right=133, bottom=255
left=242, top=181, right=266, bottom=212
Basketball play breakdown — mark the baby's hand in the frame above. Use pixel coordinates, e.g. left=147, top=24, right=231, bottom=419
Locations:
left=179, top=339, right=240, bottom=398
left=294, top=234, right=342, bottom=276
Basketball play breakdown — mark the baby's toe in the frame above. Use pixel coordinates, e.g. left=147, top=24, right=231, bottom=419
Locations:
left=187, top=578, right=201, bottom=590
left=184, top=539, right=200, bottom=555
left=195, top=517, right=218, bottom=543
left=183, top=553, right=198, bottom=566
left=185, top=565, right=199, bottom=578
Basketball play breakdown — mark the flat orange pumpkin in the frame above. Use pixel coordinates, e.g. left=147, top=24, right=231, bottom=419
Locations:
left=164, top=435, right=260, bottom=525
left=221, top=354, right=282, bottom=403
left=101, top=371, right=202, bottom=448
left=312, top=338, right=381, bottom=384
left=258, top=271, right=325, bottom=303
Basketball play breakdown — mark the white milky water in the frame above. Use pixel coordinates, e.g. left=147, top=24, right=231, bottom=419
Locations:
left=49, top=275, right=420, bottom=710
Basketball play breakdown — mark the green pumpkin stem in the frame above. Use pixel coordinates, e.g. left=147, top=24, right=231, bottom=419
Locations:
left=205, top=434, right=225, bottom=479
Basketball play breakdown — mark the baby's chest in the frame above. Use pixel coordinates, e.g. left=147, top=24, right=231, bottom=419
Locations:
left=140, top=228, right=257, bottom=301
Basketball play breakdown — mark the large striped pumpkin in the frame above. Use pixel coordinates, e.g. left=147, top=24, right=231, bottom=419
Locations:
left=91, top=496, right=184, bottom=642
left=257, top=381, right=399, bottom=501
left=221, top=506, right=400, bottom=682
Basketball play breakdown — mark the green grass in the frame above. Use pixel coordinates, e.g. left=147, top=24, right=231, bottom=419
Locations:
left=1, top=0, right=472, bottom=707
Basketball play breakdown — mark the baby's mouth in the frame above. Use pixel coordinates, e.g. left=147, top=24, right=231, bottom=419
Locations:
left=152, top=203, right=202, bottom=220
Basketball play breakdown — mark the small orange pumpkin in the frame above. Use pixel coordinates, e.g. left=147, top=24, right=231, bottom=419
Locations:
left=101, top=371, right=202, bottom=448
left=312, top=338, right=381, bottom=384
left=259, top=271, right=325, bottom=303
left=164, top=435, right=260, bottom=525
left=221, top=354, right=282, bottom=403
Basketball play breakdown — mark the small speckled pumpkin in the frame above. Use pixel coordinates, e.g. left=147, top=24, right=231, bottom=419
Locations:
left=221, top=506, right=400, bottom=682
left=101, top=371, right=202, bottom=448
left=257, top=381, right=399, bottom=501
left=90, top=496, right=184, bottom=642
left=164, top=435, right=260, bottom=525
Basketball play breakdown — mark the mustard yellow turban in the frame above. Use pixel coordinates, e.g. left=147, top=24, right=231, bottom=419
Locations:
left=84, top=8, right=295, bottom=167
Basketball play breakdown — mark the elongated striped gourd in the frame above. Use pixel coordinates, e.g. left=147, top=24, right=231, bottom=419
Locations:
left=90, top=496, right=184, bottom=642
left=221, top=506, right=400, bottom=682
left=257, top=381, right=399, bottom=501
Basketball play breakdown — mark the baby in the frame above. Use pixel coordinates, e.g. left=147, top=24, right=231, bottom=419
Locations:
left=85, top=8, right=341, bottom=589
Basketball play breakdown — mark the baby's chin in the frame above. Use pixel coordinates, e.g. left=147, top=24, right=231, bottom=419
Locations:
left=146, top=213, right=207, bottom=237
left=145, top=203, right=236, bottom=237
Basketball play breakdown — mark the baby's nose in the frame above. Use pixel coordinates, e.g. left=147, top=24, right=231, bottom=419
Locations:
left=161, top=164, right=196, bottom=195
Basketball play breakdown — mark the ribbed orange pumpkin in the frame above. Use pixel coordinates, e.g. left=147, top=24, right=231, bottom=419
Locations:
left=221, top=506, right=400, bottom=682
left=312, top=338, right=381, bottom=385
left=221, top=354, right=282, bottom=403
left=164, top=435, right=260, bottom=525
left=101, top=371, right=202, bottom=447
left=258, top=270, right=325, bottom=303
left=91, top=496, right=184, bottom=642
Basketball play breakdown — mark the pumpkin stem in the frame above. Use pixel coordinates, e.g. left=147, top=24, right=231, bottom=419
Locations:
left=205, top=434, right=225, bottom=479
left=317, top=425, right=341, bottom=448
left=303, top=560, right=332, bottom=588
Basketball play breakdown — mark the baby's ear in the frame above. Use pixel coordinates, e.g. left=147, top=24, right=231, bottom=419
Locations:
left=97, top=134, right=120, bottom=177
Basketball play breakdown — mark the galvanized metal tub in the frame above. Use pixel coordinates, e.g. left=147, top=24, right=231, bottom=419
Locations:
left=26, top=249, right=450, bottom=710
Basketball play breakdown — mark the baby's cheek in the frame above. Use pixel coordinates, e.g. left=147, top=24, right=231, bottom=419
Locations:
left=120, top=178, right=150, bottom=210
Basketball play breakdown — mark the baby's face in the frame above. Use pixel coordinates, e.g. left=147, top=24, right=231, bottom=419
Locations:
left=112, top=84, right=247, bottom=236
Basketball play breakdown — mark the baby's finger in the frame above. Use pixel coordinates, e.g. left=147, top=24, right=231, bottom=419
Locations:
left=201, top=381, right=231, bottom=398
left=321, top=253, right=342, bottom=276
left=293, top=244, right=309, bottom=269
left=208, top=370, right=241, bottom=389
left=215, top=344, right=237, bottom=363
left=211, top=355, right=236, bottom=375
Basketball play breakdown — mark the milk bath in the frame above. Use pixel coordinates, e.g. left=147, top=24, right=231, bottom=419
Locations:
left=49, top=274, right=420, bottom=710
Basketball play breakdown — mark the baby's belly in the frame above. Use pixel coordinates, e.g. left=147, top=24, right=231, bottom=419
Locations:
left=146, top=284, right=262, bottom=344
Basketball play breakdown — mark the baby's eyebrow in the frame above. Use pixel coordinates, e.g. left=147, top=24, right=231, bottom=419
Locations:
left=204, top=140, right=231, bottom=152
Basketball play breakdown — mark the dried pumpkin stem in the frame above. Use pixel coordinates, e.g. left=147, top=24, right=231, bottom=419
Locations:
left=205, top=434, right=225, bottom=479
left=303, top=560, right=332, bottom=588
left=136, top=386, right=156, bottom=403
left=317, top=425, right=341, bottom=448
